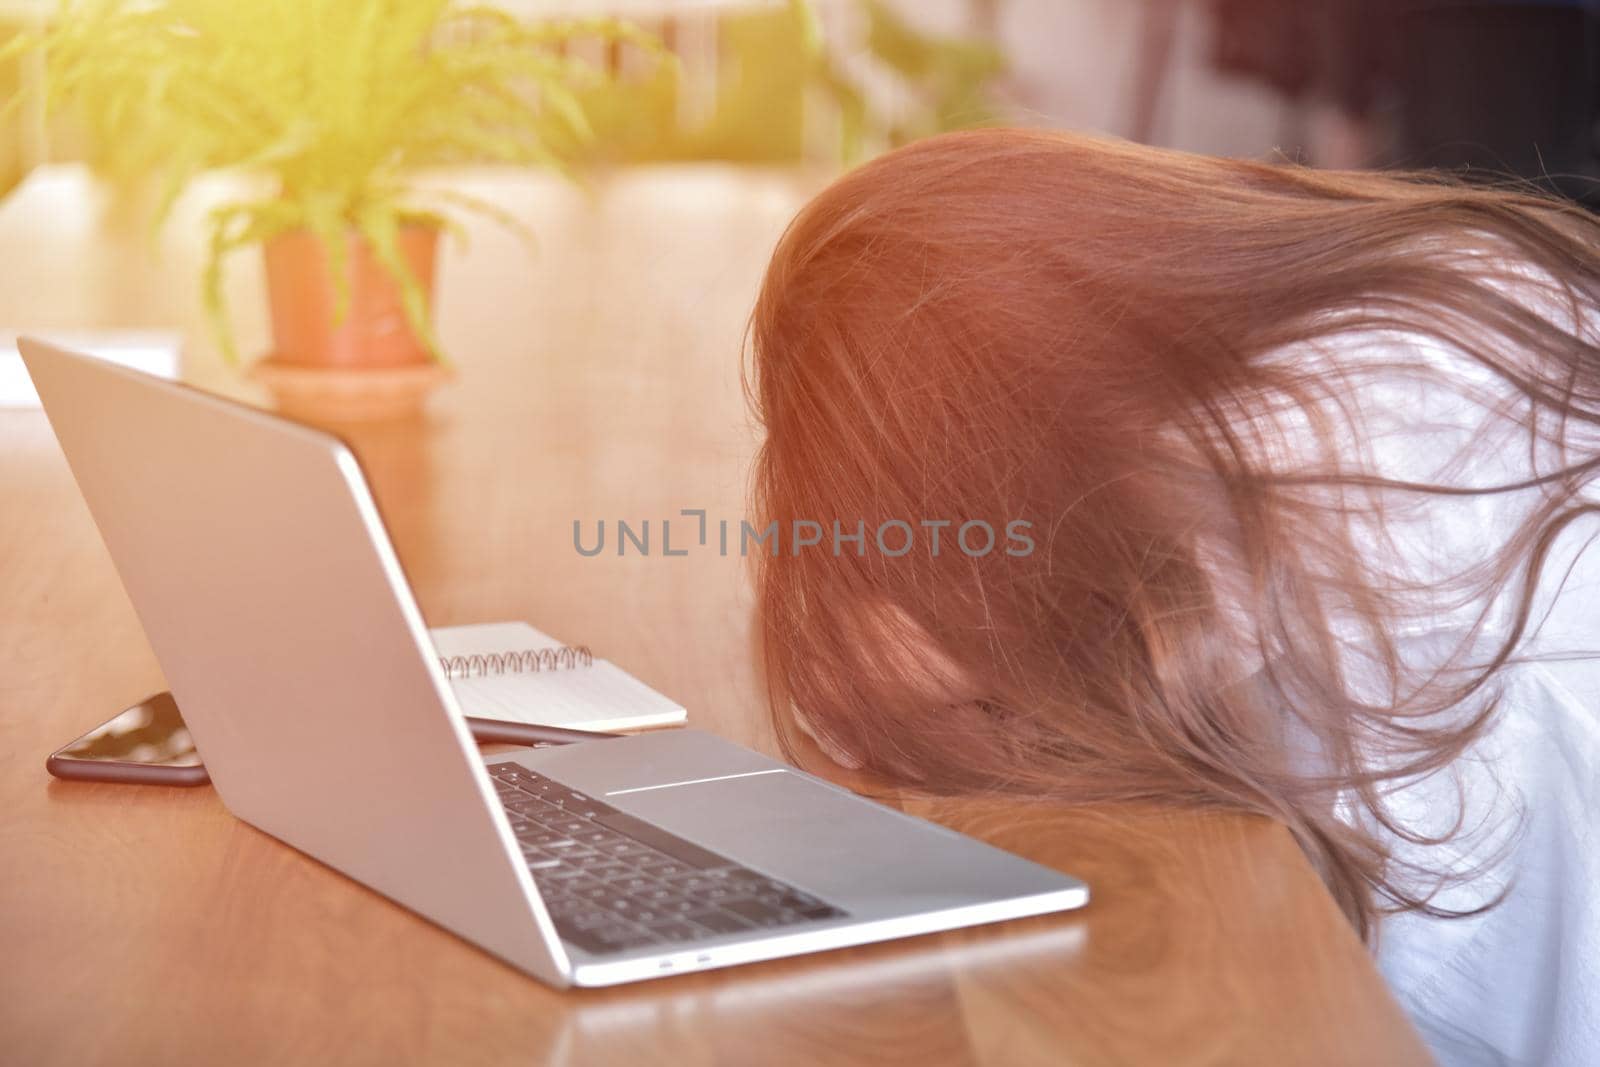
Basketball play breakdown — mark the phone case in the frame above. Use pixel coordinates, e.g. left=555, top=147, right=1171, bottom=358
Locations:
left=45, top=752, right=211, bottom=786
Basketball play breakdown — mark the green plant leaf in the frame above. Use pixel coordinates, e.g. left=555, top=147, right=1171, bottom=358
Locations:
left=203, top=197, right=306, bottom=364
left=356, top=200, right=446, bottom=365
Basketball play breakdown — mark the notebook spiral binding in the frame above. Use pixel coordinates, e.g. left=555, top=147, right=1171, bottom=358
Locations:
left=439, top=645, right=594, bottom=681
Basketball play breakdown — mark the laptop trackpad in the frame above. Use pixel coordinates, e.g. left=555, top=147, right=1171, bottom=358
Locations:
left=615, top=770, right=1066, bottom=916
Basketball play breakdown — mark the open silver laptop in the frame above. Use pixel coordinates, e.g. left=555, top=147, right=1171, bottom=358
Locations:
left=22, top=338, right=1088, bottom=988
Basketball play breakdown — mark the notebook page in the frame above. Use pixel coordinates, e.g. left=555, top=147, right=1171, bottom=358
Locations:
left=447, top=662, right=685, bottom=732
left=427, top=622, right=686, bottom=731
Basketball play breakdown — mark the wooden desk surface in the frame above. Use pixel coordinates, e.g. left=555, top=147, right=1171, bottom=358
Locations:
left=0, top=165, right=1429, bottom=1065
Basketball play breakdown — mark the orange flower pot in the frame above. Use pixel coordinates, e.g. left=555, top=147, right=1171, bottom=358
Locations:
left=254, top=224, right=451, bottom=421
left=265, top=224, right=439, bottom=367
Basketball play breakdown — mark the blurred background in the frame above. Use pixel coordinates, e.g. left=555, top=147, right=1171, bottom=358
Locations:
left=0, top=0, right=1596, bottom=412
left=5, top=0, right=1598, bottom=196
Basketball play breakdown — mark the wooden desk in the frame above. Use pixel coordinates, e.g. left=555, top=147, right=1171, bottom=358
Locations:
left=0, top=166, right=1430, bottom=1065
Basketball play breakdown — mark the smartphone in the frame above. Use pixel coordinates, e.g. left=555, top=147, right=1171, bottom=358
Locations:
left=47, top=691, right=619, bottom=786
left=47, top=692, right=207, bottom=785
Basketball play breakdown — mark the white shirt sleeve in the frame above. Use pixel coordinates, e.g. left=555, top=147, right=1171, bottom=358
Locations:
left=1290, top=325, right=1600, bottom=1066
left=1373, top=663, right=1600, bottom=1067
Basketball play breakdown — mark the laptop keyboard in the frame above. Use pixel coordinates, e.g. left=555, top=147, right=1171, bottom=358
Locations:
left=489, top=761, right=848, bottom=956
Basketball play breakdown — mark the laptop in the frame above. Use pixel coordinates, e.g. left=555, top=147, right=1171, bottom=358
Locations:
left=22, top=338, right=1089, bottom=988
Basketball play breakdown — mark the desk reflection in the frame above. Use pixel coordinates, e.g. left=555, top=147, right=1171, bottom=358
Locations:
left=545, top=921, right=1087, bottom=1066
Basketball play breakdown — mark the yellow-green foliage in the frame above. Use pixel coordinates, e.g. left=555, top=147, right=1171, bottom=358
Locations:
left=4, top=0, right=660, bottom=362
left=819, top=0, right=1006, bottom=160
left=1, top=19, right=27, bottom=197
left=564, top=0, right=1006, bottom=168
left=455, top=0, right=1010, bottom=171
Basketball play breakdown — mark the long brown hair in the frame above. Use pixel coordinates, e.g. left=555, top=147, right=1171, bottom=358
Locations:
left=746, top=128, right=1600, bottom=939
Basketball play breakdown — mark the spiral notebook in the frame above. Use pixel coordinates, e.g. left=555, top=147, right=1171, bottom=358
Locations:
left=428, top=622, right=686, bottom=733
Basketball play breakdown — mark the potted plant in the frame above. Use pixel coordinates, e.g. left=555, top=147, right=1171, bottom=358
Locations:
left=7, top=0, right=657, bottom=419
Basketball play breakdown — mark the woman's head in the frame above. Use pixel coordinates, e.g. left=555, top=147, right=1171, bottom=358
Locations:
left=747, top=128, right=1600, bottom=937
